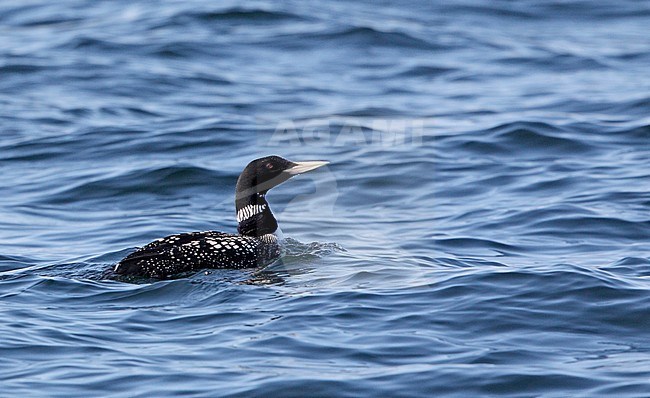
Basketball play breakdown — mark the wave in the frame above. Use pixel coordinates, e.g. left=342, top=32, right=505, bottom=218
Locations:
left=60, top=37, right=224, bottom=60
left=443, top=121, right=596, bottom=157
left=0, top=63, right=49, bottom=74
left=438, top=2, right=650, bottom=20
left=391, top=65, right=456, bottom=78
left=497, top=53, right=609, bottom=72
left=41, top=165, right=232, bottom=205
left=273, top=26, right=448, bottom=51
left=433, top=237, right=521, bottom=255
left=526, top=216, right=650, bottom=241
left=612, top=98, right=650, bottom=117
left=170, top=7, right=304, bottom=24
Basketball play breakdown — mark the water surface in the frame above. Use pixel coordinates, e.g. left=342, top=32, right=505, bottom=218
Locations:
left=1, top=1, right=650, bottom=396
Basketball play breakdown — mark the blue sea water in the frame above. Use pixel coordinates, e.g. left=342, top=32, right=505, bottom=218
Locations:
left=1, top=0, right=650, bottom=396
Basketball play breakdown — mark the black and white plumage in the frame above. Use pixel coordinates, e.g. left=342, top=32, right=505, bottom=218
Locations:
left=114, top=156, right=328, bottom=278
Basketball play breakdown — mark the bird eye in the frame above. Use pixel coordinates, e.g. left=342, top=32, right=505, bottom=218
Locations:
left=265, top=163, right=274, bottom=170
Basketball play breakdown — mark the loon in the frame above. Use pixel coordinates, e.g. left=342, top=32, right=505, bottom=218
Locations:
left=114, top=155, right=328, bottom=278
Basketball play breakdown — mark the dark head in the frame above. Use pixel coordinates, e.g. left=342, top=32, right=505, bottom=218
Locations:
left=235, top=155, right=328, bottom=236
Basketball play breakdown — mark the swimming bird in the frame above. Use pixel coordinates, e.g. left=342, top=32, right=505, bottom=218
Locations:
left=114, top=155, right=328, bottom=278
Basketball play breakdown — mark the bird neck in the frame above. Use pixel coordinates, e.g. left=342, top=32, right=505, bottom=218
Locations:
left=235, top=193, right=278, bottom=237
